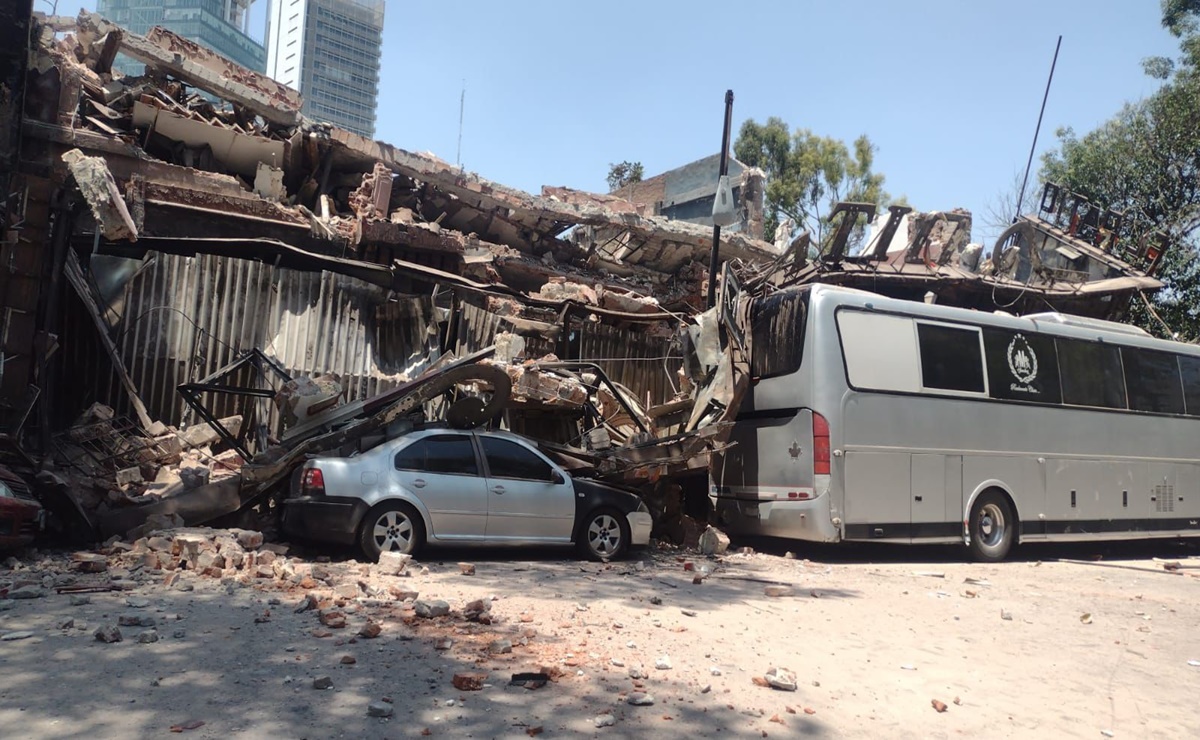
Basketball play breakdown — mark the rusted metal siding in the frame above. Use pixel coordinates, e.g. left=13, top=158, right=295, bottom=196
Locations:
left=84, top=252, right=429, bottom=430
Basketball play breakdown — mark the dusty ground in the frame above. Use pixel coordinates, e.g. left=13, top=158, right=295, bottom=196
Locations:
left=2, top=537, right=1200, bottom=739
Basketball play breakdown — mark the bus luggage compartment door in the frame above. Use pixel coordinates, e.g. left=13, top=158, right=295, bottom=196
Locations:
left=911, top=454, right=961, bottom=538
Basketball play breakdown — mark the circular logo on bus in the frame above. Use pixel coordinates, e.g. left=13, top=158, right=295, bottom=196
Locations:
left=1007, top=334, right=1038, bottom=385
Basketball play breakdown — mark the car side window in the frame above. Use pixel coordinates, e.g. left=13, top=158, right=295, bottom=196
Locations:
left=480, top=437, right=555, bottom=482
left=394, top=435, right=478, bottom=476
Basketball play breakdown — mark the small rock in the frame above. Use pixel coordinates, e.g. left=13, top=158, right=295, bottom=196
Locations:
left=414, top=600, right=450, bottom=619
left=94, top=625, right=123, bottom=643
left=340, top=655, right=357, bottom=665
left=138, top=629, right=159, bottom=644
left=318, top=610, right=347, bottom=629
left=1, top=631, right=35, bottom=641
left=698, top=525, right=730, bottom=555
left=434, top=638, right=453, bottom=650
left=700, top=684, right=712, bottom=694
left=69, top=595, right=92, bottom=606
left=765, top=667, right=798, bottom=691
left=931, top=699, right=948, bottom=713
left=7, top=585, right=44, bottom=599
left=764, top=585, right=794, bottom=598
left=118, top=614, right=156, bottom=627
left=1001, top=609, right=1013, bottom=621
left=649, top=596, right=662, bottom=606
left=458, top=562, right=476, bottom=576
left=57, top=618, right=75, bottom=630
left=173, top=629, right=186, bottom=639
left=376, top=551, right=412, bottom=576
left=681, top=608, right=697, bottom=617
left=610, top=658, right=625, bottom=667
left=628, top=667, right=645, bottom=679
left=626, top=692, right=655, bottom=706
left=594, top=713, right=616, bottom=727
left=313, top=676, right=334, bottom=690
left=654, top=655, right=672, bottom=670
left=710, top=666, right=723, bottom=676
left=367, top=700, right=393, bottom=718
left=489, top=639, right=513, bottom=655
left=358, top=620, right=382, bottom=639
left=125, top=597, right=151, bottom=609
left=72, top=552, right=109, bottom=573
left=452, top=672, right=487, bottom=691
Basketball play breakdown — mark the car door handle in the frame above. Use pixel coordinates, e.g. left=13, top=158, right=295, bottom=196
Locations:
left=492, top=485, right=505, bottom=495
left=412, top=479, right=426, bottom=489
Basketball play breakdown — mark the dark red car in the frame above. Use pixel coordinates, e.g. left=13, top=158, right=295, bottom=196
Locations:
left=0, top=466, right=43, bottom=550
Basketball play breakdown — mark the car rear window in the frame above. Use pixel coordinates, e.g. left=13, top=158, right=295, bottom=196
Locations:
left=394, top=435, right=478, bottom=476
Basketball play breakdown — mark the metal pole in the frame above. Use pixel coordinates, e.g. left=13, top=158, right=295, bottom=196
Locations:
left=1015, top=35, right=1062, bottom=222
left=707, top=89, right=734, bottom=309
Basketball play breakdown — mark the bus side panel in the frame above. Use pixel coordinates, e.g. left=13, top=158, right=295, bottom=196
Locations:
left=963, top=456, right=1045, bottom=534
left=843, top=451, right=910, bottom=538
left=1044, top=460, right=1140, bottom=525
left=712, top=410, right=814, bottom=496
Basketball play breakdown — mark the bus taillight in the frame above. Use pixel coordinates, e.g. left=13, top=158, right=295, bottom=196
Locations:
left=812, top=412, right=831, bottom=475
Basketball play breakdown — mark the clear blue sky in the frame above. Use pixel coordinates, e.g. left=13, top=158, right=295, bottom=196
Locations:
left=52, top=0, right=1181, bottom=247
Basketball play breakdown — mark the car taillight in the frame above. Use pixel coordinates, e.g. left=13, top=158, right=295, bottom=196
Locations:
left=812, top=411, right=830, bottom=475
left=302, top=468, right=325, bottom=496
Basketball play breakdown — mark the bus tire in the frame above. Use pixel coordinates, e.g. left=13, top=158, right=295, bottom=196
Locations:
left=967, top=490, right=1015, bottom=562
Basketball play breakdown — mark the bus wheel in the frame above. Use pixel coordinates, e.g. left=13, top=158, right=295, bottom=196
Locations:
left=967, top=491, right=1015, bottom=562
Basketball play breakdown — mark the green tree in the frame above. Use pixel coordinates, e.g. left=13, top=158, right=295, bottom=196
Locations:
left=1040, top=0, right=1200, bottom=337
left=606, top=161, right=644, bottom=192
left=734, top=117, right=888, bottom=246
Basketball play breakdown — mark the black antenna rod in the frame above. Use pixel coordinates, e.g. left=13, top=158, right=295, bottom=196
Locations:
left=1015, top=35, right=1063, bottom=221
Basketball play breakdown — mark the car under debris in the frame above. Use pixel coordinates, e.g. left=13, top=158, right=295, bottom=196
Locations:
left=281, top=427, right=652, bottom=561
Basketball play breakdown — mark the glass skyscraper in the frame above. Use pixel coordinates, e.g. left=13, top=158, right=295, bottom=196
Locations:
left=265, top=0, right=384, bottom=138
left=97, top=0, right=266, bottom=75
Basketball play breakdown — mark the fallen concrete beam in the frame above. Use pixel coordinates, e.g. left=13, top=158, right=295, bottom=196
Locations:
left=62, top=148, right=138, bottom=241
left=86, top=10, right=302, bottom=126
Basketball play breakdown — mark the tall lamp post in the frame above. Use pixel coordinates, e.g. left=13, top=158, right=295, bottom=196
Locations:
left=706, top=89, right=735, bottom=309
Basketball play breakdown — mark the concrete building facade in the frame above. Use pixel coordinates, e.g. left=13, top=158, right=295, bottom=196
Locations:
left=97, top=0, right=266, bottom=74
left=265, top=0, right=385, bottom=138
left=613, top=154, right=766, bottom=240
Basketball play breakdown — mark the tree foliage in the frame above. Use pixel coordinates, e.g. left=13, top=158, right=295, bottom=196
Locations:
left=734, top=117, right=888, bottom=245
left=1040, top=0, right=1200, bottom=338
left=606, top=161, right=644, bottom=192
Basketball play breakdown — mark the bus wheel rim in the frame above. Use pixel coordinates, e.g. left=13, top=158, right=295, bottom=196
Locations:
left=978, top=503, right=1005, bottom=547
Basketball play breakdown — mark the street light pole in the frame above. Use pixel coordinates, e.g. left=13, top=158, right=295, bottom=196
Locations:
left=706, top=89, right=734, bottom=310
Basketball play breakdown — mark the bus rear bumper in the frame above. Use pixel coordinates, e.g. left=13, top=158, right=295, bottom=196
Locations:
left=710, top=495, right=840, bottom=542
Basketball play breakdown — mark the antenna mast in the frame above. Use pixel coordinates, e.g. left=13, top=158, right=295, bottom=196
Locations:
left=456, top=80, right=465, bottom=167
left=1015, top=35, right=1063, bottom=221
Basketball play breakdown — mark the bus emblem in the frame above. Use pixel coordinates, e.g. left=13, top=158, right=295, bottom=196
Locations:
left=1007, top=334, right=1039, bottom=385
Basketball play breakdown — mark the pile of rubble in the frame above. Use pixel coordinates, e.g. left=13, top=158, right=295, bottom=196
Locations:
left=49, top=403, right=245, bottom=539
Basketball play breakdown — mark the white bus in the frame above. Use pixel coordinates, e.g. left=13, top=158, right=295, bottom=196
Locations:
left=710, top=283, right=1200, bottom=560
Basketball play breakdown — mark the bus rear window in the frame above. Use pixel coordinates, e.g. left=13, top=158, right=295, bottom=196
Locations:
left=1056, top=338, right=1126, bottom=409
left=751, top=291, right=806, bottom=379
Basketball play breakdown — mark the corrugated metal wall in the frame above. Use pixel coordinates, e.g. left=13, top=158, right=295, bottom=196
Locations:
left=88, top=253, right=431, bottom=430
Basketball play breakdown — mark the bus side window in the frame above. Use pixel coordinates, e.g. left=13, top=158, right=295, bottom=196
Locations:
left=1178, top=356, right=1200, bottom=415
left=1057, top=338, right=1127, bottom=409
left=1123, top=348, right=1184, bottom=414
left=916, top=323, right=985, bottom=393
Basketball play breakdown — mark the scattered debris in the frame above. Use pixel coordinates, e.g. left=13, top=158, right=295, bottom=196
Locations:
left=452, top=673, right=487, bottom=691
left=627, top=692, right=656, bottom=706
left=313, top=676, right=333, bottom=690
left=932, top=699, right=948, bottom=713
left=764, top=667, right=798, bottom=691
left=367, top=701, right=394, bottom=718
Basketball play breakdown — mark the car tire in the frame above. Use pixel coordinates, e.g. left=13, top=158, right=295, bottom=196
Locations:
left=967, top=490, right=1016, bottom=562
left=359, top=500, right=425, bottom=562
left=577, top=507, right=630, bottom=561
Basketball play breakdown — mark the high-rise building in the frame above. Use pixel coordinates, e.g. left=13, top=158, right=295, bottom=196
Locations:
left=265, top=0, right=384, bottom=138
left=97, top=0, right=266, bottom=74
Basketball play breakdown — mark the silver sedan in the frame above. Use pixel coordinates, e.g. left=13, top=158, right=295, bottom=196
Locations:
left=282, top=428, right=653, bottom=561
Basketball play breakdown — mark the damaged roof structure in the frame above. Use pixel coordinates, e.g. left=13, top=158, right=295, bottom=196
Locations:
left=0, top=7, right=1171, bottom=543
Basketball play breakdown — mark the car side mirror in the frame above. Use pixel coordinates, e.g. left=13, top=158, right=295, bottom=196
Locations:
left=552, top=470, right=565, bottom=485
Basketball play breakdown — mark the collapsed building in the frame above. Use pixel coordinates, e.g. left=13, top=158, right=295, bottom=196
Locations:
left=0, top=7, right=1171, bottom=545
